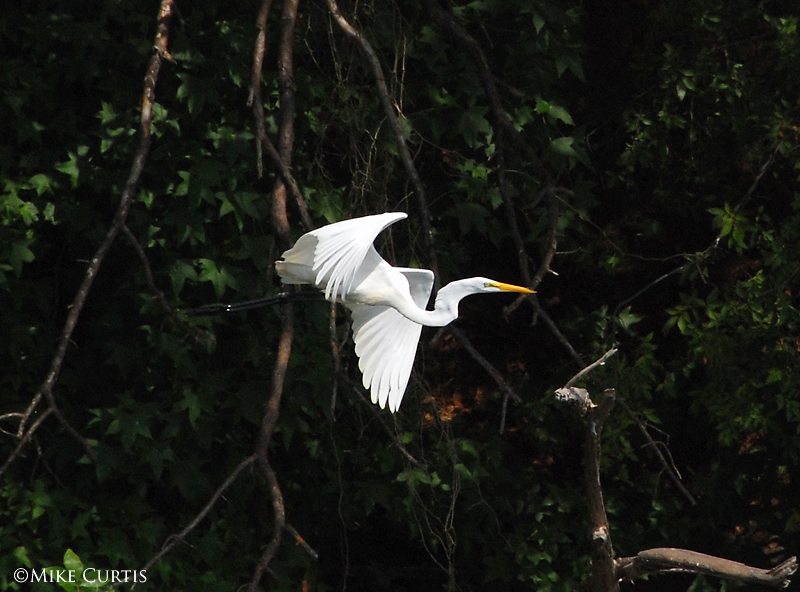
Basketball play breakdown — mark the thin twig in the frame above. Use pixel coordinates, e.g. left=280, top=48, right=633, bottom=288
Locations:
left=323, top=0, right=438, bottom=277
left=141, top=454, right=257, bottom=574
left=121, top=225, right=212, bottom=347
left=286, top=523, right=319, bottom=560
left=0, top=408, right=54, bottom=480
left=345, top=380, right=422, bottom=467
left=424, top=0, right=549, bottom=184
left=564, top=348, right=617, bottom=389
left=615, top=396, right=697, bottom=505
left=504, top=188, right=565, bottom=316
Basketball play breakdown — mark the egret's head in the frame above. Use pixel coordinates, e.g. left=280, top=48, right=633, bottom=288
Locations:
left=432, top=277, right=535, bottom=322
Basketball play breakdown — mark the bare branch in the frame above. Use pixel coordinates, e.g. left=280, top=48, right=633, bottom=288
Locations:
left=583, top=391, right=618, bottom=592
left=0, top=408, right=54, bottom=480
left=247, top=2, right=301, bottom=585
left=6, top=0, right=176, bottom=475
left=249, top=0, right=313, bottom=231
left=142, top=454, right=257, bottom=573
left=286, top=523, right=319, bottom=560
left=564, top=348, right=617, bottom=389
left=615, top=548, right=797, bottom=589
left=615, top=396, right=697, bottom=506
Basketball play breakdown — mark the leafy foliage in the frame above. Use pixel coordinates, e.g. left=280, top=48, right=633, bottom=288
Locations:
left=1, top=0, right=798, bottom=591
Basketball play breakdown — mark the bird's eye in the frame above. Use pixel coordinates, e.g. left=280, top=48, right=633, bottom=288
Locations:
left=484, top=282, right=493, bottom=288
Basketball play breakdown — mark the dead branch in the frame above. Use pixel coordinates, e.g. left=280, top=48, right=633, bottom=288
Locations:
left=3, top=0, right=176, bottom=477
left=323, top=0, right=438, bottom=278
left=564, top=348, right=618, bottom=389
left=615, top=548, right=797, bottom=589
left=541, top=295, right=696, bottom=506
left=554, top=375, right=617, bottom=590
left=556, top=358, right=619, bottom=592
left=247, top=2, right=303, bottom=588
left=558, top=371, right=795, bottom=592
left=583, top=390, right=618, bottom=592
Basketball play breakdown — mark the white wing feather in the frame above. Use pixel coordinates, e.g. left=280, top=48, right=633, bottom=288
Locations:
left=276, top=212, right=407, bottom=300
left=349, top=269, right=434, bottom=411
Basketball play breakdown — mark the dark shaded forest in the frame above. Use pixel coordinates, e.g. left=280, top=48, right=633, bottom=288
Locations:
left=1, top=0, right=799, bottom=590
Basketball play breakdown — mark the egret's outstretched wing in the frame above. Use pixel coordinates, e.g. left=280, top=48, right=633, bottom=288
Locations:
left=349, top=269, right=434, bottom=412
left=276, top=212, right=407, bottom=300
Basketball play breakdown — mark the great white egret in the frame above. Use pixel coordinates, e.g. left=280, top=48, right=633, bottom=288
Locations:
left=275, top=212, right=534, bottom=412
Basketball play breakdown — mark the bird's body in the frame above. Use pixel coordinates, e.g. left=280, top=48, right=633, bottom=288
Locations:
left=276, top=212, right=533, bottom=412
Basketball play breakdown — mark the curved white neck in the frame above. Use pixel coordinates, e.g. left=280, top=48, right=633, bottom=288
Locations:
left=393, top=280, right=474, bottom=327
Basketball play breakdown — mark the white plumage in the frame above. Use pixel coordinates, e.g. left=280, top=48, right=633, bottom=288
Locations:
left=276, top=212, right=534, bottom=412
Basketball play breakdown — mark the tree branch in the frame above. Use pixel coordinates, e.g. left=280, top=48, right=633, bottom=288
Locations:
left=0, top=408, right=54, bottom=479
left=249, top=0, right=313, bottom=231
left=583, top=390, right=618, bottom=592
left=615, top=548, right=797, bottom=589
left=556, top=358, right=619, bottom=592
left=142, top=454, right=257, bottom=573
left=247, top=2, right=304, bottom=588
left=4, top=0, right=176, bottom=476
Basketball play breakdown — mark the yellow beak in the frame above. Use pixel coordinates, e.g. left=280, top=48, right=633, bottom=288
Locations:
left=491, top=282, right=535, bottom=294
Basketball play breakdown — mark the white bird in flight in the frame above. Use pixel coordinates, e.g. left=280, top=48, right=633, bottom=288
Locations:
left=275, top=212, right=534, bottom=412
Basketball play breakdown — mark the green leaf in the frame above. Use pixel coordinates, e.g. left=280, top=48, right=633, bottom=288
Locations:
left=550, top=136, right=578, bottom=157
left=549, top=105, right=574, bottom=125
left=63, top=549, right=84, bottom=573
left=197, top=258, right=238, bottom=299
